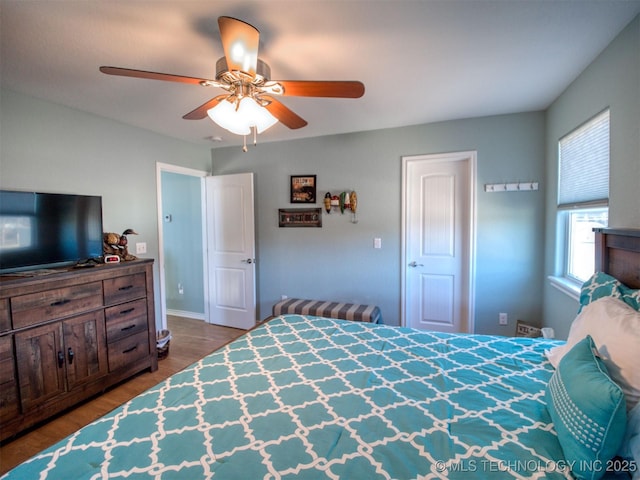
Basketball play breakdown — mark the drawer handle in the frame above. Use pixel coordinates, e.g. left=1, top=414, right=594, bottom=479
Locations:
left=120, top=308, right=135, bottom=315
left=58, top=351, right=64, bottom=368
left=121, top=324, right=137, bottom=332
left=51, top=299, right=71, bottom=307
left=118, top=285, right=134, bottom=291
left=68, top=347, right=75, bottom=365
left=123, top=345, right=138, bottom=354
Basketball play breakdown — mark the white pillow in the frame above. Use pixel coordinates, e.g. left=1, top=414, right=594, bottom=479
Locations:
left=546, top=296, right=640, bottom=411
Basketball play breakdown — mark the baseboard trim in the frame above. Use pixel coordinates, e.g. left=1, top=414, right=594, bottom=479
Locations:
left=166, top=309, right=205, bottom=321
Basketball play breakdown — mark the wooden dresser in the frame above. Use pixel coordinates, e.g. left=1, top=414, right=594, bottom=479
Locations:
left=0, top=259, right=157, bottom=442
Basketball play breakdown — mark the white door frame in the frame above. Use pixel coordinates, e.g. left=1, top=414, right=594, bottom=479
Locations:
left=400, top=151, right=477, bottom=332
left=156, top=162, right=210, bottom=330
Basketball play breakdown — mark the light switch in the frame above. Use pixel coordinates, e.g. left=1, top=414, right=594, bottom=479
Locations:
left=374, top=237, right=382, bottom=249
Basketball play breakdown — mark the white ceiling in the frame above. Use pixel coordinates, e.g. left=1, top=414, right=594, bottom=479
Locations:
left=2, top=1, right=639, bottom=149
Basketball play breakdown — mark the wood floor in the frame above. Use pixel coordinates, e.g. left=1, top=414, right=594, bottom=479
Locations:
left=0, top=316, right=246, bottom=475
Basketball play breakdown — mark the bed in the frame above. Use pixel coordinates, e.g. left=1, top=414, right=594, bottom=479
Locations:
left=3, top=228, right=640, bottom=480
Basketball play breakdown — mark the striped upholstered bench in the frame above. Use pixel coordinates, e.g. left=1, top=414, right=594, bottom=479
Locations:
left=272, top=298, right=382, bottom=324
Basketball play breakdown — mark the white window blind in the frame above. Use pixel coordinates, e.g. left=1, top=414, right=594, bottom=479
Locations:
left=558, top=109, right=610, bottom=207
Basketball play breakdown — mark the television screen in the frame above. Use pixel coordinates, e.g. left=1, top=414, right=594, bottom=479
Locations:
left=0, top=190, right=103, bottom=273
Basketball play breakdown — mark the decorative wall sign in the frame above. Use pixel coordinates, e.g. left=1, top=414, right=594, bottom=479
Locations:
left=278, top=208, right=322, bottom=227
left=290, top=175, right=317, bottom=203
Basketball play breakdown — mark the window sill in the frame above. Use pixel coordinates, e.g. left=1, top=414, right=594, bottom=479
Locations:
left=548, top=276, right=580, bottom=301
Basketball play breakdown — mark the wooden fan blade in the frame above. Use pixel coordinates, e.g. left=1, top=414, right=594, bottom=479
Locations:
left=183, top=95, right=228, bottom=120
left=263, top=97, right=307, bottom=129
left=218, top=16, right=259, bottom=77
left=274, top=80, right=365, bottom=98
left=100, top=66, right=212, bottom=86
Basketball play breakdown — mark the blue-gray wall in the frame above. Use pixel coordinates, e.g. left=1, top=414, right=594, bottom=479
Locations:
left=161, top=171, right=205, bottom=316
left=543, top=15, right=640, bottom=339
left=212, top=111, right=546, bottom=334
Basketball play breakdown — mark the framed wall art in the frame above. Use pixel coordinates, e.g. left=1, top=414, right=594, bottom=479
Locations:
left=290, top=175, right=317, bottom=203
left=278, top=208, right=322, bottom=227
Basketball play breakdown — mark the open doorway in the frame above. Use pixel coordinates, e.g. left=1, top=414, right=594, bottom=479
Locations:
left=156, top=163, right=209, bottom=330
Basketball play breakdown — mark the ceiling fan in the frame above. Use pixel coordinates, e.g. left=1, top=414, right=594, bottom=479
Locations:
left=100, top=16, right=365, bottom=147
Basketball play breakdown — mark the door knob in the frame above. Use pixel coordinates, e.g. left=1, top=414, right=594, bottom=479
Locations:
left=241, top=258, right=254, bottom=264
left=408, top=261, right=424, bottom=268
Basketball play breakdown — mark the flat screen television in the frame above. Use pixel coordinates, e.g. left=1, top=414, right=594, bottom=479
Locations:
left=0, top=190, right=103, bottom=273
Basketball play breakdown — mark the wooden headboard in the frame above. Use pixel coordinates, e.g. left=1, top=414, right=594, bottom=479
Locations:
left=594, top=228, right=640, bottom=289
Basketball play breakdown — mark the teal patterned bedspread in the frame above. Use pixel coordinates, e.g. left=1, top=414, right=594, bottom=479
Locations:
left=4, top=315, right=571, bottom=479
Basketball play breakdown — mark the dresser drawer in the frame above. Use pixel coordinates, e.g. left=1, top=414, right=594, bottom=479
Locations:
left=103, top=273, right=146, bottom=306
left=107, top=330, right=150, bottom=372
left=105, top=299, right=148, bottom=343
left=11, top=282, right=103, bottom=329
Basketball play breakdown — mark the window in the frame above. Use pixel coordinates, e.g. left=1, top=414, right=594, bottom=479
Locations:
left=557, top=109, right=609, bottom=285
left=565, top=208, right=608, bottom=282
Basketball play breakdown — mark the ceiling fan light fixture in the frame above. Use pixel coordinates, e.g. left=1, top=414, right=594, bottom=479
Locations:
left=207, top=99, right=249, bottom=135
left=240, top=97, right=278, bottom=133
left=100, top=16, right=364, bottom=148
left=207, top=97, right=278, bottom=135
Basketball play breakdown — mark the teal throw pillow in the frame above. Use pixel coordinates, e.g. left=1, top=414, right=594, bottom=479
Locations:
left=545, top=335, right=627, bottom=480
left=579, top=272, right=640, bottom=313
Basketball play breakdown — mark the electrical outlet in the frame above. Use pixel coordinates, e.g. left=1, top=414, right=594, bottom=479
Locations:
left=178, top=283, right=184, bottom=295
left=499, top=313, right=508, bottom=325
left=135, top=242, right=147, bottom=254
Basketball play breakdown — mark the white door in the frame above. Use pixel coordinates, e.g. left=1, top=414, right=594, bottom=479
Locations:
left=205, top=173, right=256, bottom=330
left=402, top=152, right=475, bottom=333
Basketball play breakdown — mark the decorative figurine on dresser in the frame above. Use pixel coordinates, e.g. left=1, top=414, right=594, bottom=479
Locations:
left=103, top=228, right=139, bottom=262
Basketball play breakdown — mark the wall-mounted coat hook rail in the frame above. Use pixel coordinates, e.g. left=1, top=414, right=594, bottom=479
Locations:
left=484, top=182, right=539, bottom=193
